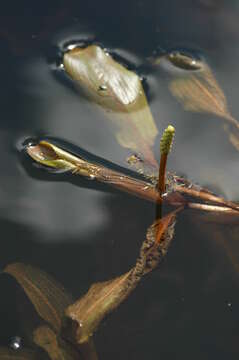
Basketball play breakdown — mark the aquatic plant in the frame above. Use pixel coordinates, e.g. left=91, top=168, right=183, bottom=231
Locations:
left=2, top=45, right=239, bottom=360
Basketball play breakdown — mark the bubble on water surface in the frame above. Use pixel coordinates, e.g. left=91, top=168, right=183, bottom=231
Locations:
left=9, top=336, right=22, bottom=350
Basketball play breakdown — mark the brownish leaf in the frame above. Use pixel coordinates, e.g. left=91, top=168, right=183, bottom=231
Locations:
left=169, top=64, right=239, bottom=131
left=63, top=45, right=159, bottom=168
left=4, top=263, right=74, bottom=333
left=64, top=209, right=179, bottom=345
left=33, top=325, right=79, bottom=360
left=223, top=123, right=239, bottom=152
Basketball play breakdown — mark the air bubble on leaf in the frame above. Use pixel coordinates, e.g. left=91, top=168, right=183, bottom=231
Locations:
left=98, top=84, right=108, bottom=91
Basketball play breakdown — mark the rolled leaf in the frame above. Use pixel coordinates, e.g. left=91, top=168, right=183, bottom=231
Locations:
left=4, top=263, right=74, bottom=333
left=63, top=45, right=158, bottom=167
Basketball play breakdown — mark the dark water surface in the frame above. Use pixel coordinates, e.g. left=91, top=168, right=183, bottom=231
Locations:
left=0, top=1, right=239, bottom=359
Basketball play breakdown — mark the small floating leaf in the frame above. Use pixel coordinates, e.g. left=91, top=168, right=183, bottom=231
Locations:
left=33, top=326, right=77, bottom=360
left=167, top=51, right=202, bottom=71
left=4, top=263, right=74, bottom=333
left=64, top=209, right=179, bottom=345
left=63, top=45, right=158, bottom=167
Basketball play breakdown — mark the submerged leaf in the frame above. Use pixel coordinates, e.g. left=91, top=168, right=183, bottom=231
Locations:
left=63, top=45, right=158, bottom=167
left=33, top=325, right=78, bottom=360
left=0, top=347, right=39, bottom=360
left=223, top=123, right=239, bottom=152
left=64, top=209, right=179, bottom=345
left=169, top=64, right=239, bottom=131
left=4, top=263, right=74, bottom=333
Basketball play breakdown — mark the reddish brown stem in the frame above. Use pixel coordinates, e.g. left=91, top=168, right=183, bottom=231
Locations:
left=158, top=153, right=167, bottom=196
left=187, top=202, right=239, bottom=214
left=174, top=185, right=239, bottom=212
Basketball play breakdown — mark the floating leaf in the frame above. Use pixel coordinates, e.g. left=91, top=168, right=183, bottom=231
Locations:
left=33, top=325, right=78, bottom=360
left=64, top=209, right=179, bottom=345
left=151, top=51, right=203, bottom=71
left=4, top=263, right=74, bottom=333
left=63, top=45, right=158, bottom=167
left=169, top=64, right=239, bottom=131
left=166, top=51, right=203, bottom=71
left=0, top=347, right=40, bottom=360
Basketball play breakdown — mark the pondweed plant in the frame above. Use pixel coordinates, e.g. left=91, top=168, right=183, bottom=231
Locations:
left=2, top=45, right=239, bottom=360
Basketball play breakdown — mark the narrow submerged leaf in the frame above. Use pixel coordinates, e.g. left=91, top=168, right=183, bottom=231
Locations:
left=64, top=209, right=180, bottom=345
left=33, top=326, right=78, bottom=360
left=63, top=45, right=158, bottom=167
left=223, top=123, right=239, bottom=152
left=4, top=263, right=74, bottom=333
left=0, top=347, right=39, bottom=360
left=169, top=63, right=239, bottom=131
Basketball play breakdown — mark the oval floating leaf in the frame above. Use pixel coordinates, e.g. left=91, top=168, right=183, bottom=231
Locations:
left=63, top=45, right=158, bottom=167
left=4, top=263, right=74, bottom=333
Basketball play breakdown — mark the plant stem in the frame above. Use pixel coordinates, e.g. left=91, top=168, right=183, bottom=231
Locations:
left=158, top=153, right=167, bottom=196
left=174, top=185, right=239, bottom=212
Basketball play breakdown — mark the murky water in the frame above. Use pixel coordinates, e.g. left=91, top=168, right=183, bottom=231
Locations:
left=0, top=1, right=239, bottom=359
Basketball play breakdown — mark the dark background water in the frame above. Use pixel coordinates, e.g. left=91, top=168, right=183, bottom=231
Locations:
left=0, top=0, right=239, bottom=359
